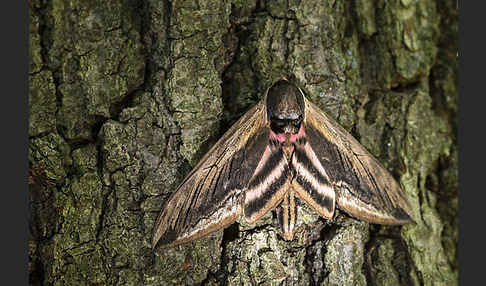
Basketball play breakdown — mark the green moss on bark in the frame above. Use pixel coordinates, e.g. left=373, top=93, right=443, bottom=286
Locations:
left=44, top=0, right=145, bottom=141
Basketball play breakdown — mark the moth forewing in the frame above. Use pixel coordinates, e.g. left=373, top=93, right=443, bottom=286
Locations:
left=302, top=97, right=412, bottom=225
left=153, top=193, right=243, bottom=248
left=152, top=102, right=268, bottom=249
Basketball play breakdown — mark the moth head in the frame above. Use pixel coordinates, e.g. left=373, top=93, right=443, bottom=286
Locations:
left=266, top=80, right=305, bottom=135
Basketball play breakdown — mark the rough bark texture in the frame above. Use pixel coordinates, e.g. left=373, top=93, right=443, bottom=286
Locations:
left=29, top=0, right=458, bottom=285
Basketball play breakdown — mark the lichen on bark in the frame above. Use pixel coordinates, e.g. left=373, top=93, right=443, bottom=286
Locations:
left=29, top=0, right=457, bottom=285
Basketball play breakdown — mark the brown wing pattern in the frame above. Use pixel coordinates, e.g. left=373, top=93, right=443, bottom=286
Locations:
left=304, top=99, right=412, bottom=225
left=152, top=102, right=269, bottom=248
left=291, top=139, right=336, bottom=220
left=243, top=144, right=290, bottom=223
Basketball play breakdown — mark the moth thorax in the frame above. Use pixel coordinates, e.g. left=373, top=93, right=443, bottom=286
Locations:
left=266, top=80, right=305, bottom=135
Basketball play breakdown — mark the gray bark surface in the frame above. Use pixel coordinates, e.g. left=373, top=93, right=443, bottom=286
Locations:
left=29, top=0, right=457, bottom=285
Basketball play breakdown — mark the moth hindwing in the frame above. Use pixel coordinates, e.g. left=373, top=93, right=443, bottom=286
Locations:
left=152, top=79, right=412, bottom=249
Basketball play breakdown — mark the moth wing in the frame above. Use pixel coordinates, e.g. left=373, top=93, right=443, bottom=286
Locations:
left=152, top=102, right=269, bottom=248
left=291, top=140, right=336, bottom=220
left=243, top=145, right=290, bottom=224
left=303, top=98, right=412, bottom=225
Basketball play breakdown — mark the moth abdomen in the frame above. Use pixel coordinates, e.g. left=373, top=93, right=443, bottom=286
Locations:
left=276, top=190, right=299, bottom=241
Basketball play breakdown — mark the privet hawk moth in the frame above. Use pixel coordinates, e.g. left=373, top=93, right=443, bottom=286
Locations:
left=152, top=79, right=412, bottom=249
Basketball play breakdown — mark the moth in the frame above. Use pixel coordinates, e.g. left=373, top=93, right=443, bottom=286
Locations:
left=152, top=79, right=412, bottom=249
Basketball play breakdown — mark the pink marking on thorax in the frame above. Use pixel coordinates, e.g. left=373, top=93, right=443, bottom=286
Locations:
left=289, top=124, right=306, bottom=143
left=269, top=130, right=284, bottom=143
left=270, top=124, right=306, bottom=144
left=274, top=132, right=287, bottom=143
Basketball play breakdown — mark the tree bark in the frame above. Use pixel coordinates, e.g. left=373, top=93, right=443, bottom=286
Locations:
left=29, top=0, right=458, bottom=285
